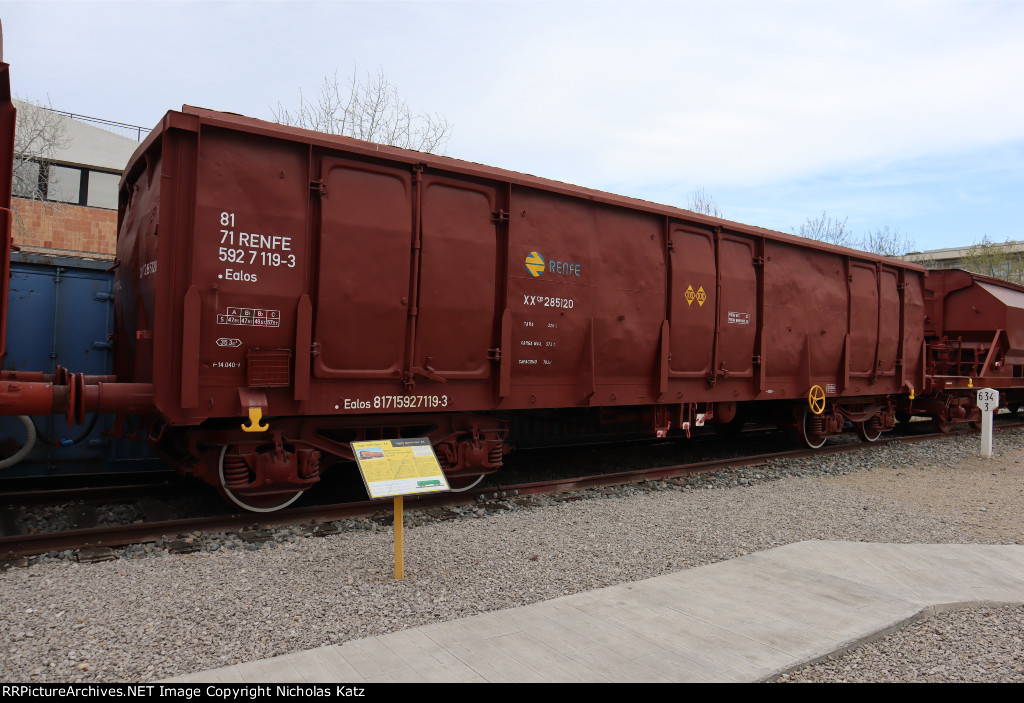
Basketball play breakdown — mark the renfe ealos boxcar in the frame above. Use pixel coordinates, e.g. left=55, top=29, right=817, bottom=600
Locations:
left=99, top=106, right=928, bottom=510
left=5, top=73, right=1024, bottom=511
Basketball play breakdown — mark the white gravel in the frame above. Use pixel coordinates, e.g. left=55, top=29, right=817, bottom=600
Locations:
left=2, top=430, right=1023, bottom=683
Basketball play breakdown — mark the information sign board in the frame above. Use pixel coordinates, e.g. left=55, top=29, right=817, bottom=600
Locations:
left=351, top=438, right=450, bottom=499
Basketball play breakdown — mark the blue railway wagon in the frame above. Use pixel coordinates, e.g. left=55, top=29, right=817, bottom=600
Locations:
left=0, top=251, right=158, bottom=476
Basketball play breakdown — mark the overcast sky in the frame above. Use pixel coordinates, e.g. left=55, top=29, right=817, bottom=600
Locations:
left=3, top=0, right=1022, bottom=251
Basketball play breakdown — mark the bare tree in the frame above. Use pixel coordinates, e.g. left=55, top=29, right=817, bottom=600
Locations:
left=12, top=98, right=69, bottom=200
left=273, top=66, right=452, bottom=154
left=862, top=226, right=914, bottom=258
left=10, top=97, right=70, bottom=234
left=792, top=210, right=854, bottom=248
left=686, top=187, right=722, bottom=218
left=794, top=209, right=916, bottom=258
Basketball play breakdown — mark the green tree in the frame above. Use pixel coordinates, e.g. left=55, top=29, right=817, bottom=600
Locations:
left=959, top=235, right=1024, bottom=284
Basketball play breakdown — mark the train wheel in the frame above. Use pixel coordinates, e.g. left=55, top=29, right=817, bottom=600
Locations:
left=933, top=418, right=953, bottom=434
left=799, top=412, right=827, bottom=449
left=218, top=446, right=306, bottom=513
left=446, top=473, right=487, bottom=493
left=856, top=419, right=882, bottom=443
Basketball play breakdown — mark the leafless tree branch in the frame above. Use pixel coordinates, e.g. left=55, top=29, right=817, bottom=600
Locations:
left=10, top=97, right=70, bottom=235
left=273, top=66, right=453, bottom=154
left=863, top=226, right=914, bottom=258
left=794, top=211, right=914, bottom=257
left=793, top=210, right=854, bottom=247
left=686, top=187, right=722, bottom=218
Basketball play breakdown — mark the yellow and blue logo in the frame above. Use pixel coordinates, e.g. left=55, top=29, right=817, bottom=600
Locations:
left=525, top=251, right=546, bottom=277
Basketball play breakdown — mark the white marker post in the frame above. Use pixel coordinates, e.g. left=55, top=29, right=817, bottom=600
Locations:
left=976, top=388, right=999, bottom=459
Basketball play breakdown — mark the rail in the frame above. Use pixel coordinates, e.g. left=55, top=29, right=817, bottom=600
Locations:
left=3, top=420, right=1018, bottom=561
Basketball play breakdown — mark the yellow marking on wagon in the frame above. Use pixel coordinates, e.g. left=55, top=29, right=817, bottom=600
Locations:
left=525, top=251, right=546, bottom=277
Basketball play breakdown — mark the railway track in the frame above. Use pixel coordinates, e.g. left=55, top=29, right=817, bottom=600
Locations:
left=2, top=419, right=1015, bottom=564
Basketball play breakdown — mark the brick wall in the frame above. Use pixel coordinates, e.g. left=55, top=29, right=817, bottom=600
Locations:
left=11, top=197, right=117, bottom=257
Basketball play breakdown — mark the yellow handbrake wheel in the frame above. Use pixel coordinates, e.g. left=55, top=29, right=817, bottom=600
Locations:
left=808, top=385, right=826, bottom=416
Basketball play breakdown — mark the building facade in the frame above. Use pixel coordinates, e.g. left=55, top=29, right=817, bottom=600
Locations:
left=11, top=102, right=144, bottom=257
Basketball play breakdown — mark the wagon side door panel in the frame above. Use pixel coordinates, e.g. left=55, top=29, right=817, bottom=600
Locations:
left=877, top=268, right=900, bottom=376
left=414, top=177, right=499, bottom=379
left=313, top=158, right=413, bottom=379
left=849, top=263, right=880, bottom=376
left=716, top=236, right=757, bottom=378
left=763, top=242, right=847, bottom=383
left=668, top=226, right=715, bottom=376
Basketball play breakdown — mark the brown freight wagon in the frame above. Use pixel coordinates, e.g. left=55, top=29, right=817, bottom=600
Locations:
left=908, top=269, right=1024, bottom=429
left=101, top=106, right=928, bottom=509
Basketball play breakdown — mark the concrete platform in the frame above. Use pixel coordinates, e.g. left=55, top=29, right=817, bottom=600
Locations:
left=164, top=541, right=1024, bottom=683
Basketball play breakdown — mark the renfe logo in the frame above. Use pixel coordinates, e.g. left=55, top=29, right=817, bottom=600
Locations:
left=525, top=251, right=546, bottom=277
left=525, top=251, right=582, bottom=278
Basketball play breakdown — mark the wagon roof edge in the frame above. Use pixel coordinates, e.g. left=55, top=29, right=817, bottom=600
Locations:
left=125, top=105, right=926, bottom=272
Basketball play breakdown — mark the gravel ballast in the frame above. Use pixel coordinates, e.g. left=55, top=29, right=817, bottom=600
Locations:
left=2, top=431, right=1023, bottom=683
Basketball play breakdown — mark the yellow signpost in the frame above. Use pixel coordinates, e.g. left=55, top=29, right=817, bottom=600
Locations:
left=394, top=495, right=404, bottom=579
left=351, top=438, right=449, bottom=579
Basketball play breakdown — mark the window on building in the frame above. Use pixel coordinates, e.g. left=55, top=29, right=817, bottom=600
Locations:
left=10, top=159, right=120, bottom=210
left=86, top=171, right=119, bottom=209
left=47, top=164, right=82, bottom=204
left=11, top=159, right=40, bottom=198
